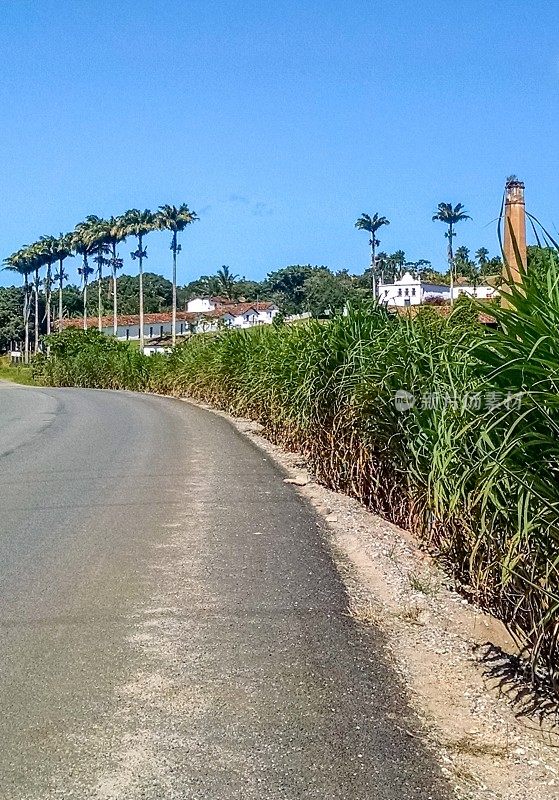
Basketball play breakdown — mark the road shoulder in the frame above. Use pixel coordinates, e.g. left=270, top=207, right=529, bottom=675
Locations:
left=180, top=398, right=559, bottom=800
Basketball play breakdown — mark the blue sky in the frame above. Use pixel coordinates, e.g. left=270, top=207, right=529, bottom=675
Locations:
left=1, top=0, right=558, bottom=287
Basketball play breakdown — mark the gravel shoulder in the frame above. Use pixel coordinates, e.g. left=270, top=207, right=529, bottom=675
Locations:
left=189, top=400, right=559, bottom=800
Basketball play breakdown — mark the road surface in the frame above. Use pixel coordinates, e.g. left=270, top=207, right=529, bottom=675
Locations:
left=0, top=383, right=450, bottom=799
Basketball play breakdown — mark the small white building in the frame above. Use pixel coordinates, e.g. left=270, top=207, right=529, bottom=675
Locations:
left=452, top=285, right=496, bottom=300
left=194, top=302, right=278, bottom=332
left=378, top=272, right=422, bottom=307
left=379, top=272, right=498, bottom=307
left=186, top=296, right=229, bottom=313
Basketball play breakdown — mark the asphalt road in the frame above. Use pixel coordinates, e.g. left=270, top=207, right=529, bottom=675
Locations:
left=0, top=383, right=451, bottom=799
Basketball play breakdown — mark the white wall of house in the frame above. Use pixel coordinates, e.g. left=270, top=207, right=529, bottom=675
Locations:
left=195, top=307, right=279, bottom=332
left=143, top=344, right=172, bottom=356
left=106, top=320, right=191, bottom=341
left=87, top=303, right=280, bottom=341
left=452, top=285, right=496, bottom=300
left=187, top=297, right=215, bottom=313
left=257, top=307, right=278, bottom=324
left=379, top=272, right=422, bottom=307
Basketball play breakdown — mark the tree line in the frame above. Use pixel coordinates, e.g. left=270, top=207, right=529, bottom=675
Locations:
left=3, top=205, right=197, bottom=360
left=2, top=199, right=506, bottom=358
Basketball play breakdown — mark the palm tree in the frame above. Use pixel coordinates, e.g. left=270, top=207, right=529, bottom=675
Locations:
left=432, top=203, right=471, bottom=305
left=26, top=243, right=45, bottom=353
left=216, top=265, right=238, bottom=299
left=375, top=251, right=389, bottom=282
left=355, top=213, right=390, bottom=298
left=53, top=233, right=74, bottom=324
left=72, top=221, right=96, bottom=329
left=154, top=204, right=198, bottom=345
left=391, top=249, right=406, bottom=272
left=121, top=209, right=156, bottom=350
left=3, top=248, right=32, bottom=363
left=38, top=236, right=58, bottom=336
left=475, top=247, right=489, bottom=267
left=104, top=216, right=126, bottom=335
left=84, top=216, right=112, bottom=331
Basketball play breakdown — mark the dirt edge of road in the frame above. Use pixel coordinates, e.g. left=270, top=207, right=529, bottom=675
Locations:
left=180, top=398, right=559, bottom=800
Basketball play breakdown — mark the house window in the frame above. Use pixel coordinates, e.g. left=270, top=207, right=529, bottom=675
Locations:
left=149, top=326, right=153, bottom=337
left=126, top=328, right=130, bottom=340
left=180, top=323, right=184, bottom=334
left=160, top=325, right=164, bottom=337
left=397, top=288, right=402, bottom=297
left=411, top=287, right=416, bottom=296
left=404, top=288, right=409, bottom=296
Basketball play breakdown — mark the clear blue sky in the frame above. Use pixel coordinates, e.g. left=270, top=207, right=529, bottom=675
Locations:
left=1, top=0, right=558, bottom=287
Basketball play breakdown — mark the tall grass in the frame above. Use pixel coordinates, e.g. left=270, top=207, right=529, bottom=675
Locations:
left=0, top=355, right=36, bottom=385
left=35, top=289, right=559, bottom=693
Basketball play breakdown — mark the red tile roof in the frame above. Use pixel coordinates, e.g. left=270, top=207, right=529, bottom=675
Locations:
left=57, top=302, right=277, bottom=330
left=58, top=311, right=197, bottom=330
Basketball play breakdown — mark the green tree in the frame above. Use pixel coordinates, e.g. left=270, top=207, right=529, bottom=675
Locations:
left=303, top=268, right=361, bottom=317
left=154, top=204, right=198, bottom=345
left=355, top=212, right=390, bottom=297
left=53, top=233, right=74, bottom=324
left=232, top=277, right=267, bottom=302
left=215, top=265, right=239, bottom=299
left=71, top=221, right=97, bottom=329
left=432, top=202, right=471, bottom=305
left=25, top=242, right=46, bottom=352
left=0, top=285, right=24, bottom=352
left=93, top=273, right=173, bottom=315
left=82, top=216, right=113, bottom=330
left=264, top=265, right=317, bottom=314
left=390, top=249, right=406, bottom=276
left=526, top=246, right=557, bottom=288
left=178, top=275, right=220, bottom=307
left=121, top=209, right=156, bottom=350
left=3, top=248, right=32, bottom=361
left=61, top=284, right=83, bottom=318
left=38, top=235, right=59, bottom=337
left=475, top=247, right=489, bottom=267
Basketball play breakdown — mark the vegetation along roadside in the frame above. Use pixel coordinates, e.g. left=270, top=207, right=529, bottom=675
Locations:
left=32, top=256, right=559, bottom=699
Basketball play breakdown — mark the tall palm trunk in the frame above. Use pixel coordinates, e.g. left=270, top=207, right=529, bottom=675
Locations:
left=33, top=267, right=40, bottom=353
left=370, top=233, right=377, bottom=299
left=112, top=243, right=118, bottom=336
left=138, top=233, right=144, bottom=351
left=172, top=231, right=177, bottom=346
left=23, top=274, right=30, bottom=364
left=45, top=261, right=52, bottom=336
left=97, top=257, right=103, bottom=332
left=448, top=222, right=455, bottom=307
left=58, top=258, right=64, bottom=322
left=82, top=255, right=89, bottom=330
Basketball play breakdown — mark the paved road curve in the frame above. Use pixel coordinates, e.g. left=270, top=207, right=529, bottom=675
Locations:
left=0, top=383, right=450, bottom=799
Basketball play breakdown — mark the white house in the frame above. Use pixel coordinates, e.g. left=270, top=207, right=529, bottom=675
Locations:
left=58, top=300, right=279, bottom=350
left=378, top=272, right=422, bottom=306
left=193, top=302, right=278, bottom=332
left=379, top=272, right=498, bottom=307
left=186, top=296, right=229, bottom=313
